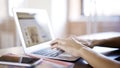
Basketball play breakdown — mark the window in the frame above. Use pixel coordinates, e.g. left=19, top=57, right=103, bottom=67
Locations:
left=82, top=0, right=120, bottom=16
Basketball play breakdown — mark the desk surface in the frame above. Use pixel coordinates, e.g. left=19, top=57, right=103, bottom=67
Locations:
left=0, top=46, right=119, bottom=68
left=0, top=32, right=120, bottom=68
left=0, top=46, right=75, bottom=68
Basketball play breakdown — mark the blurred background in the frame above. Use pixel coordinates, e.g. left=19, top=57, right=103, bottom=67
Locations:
left=0, top=0, right=120, bottom=48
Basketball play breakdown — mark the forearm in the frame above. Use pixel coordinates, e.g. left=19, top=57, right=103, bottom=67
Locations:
left=91, top=37, right=120, bottom=48
left=78, top=46, right=120, bottom=68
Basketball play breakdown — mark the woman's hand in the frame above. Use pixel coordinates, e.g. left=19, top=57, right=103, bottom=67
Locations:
left=51, top=36, right=86, bottom=57
left=74, top=38, right=93, bottom=48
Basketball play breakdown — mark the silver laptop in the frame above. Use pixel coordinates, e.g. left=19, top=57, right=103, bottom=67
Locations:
left=13, top=8, right=78, bottom=61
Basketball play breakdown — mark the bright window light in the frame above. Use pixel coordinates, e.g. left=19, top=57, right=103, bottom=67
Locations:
left=8, top=0, right=24, bottom=16
left=83, top=0, right=120, bottom=16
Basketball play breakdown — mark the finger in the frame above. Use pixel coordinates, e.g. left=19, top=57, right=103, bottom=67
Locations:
left=51, top=38, right=65, bottom=45
left=66, top=35, right=76, bottom=40
left=51, top=44, right=58, bottom=49
left=51, top=39, right=62, bottom=48
left=51, top=41, right=58, bottom=46
left=50, top=39, right=60, bottom=45
left=72, top=37, right=93, bottom=48
left=71, top=36, right=80, bottom=43
left=51, top=44, right=63, bottom=50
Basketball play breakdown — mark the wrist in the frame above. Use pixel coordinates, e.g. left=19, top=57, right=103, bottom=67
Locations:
left=77, top=46, right=88, bottom=57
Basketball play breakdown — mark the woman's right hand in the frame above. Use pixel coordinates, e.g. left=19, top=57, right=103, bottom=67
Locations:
left=50, top=37, right=86, bottom=57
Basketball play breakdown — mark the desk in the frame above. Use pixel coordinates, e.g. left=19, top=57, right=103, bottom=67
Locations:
left=0, top=46, right=119, bottom=68
left=0, top=32, right=120, bottom=68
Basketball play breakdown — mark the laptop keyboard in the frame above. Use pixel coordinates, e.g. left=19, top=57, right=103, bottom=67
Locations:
left=33, top=48, right=63, bottom=57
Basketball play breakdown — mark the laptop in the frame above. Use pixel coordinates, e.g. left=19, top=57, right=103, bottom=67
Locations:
left=13, top=8, right=78, bottom=61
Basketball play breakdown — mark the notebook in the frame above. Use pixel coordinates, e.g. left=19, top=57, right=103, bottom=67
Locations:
left=13, top=8, right=78, bottom=61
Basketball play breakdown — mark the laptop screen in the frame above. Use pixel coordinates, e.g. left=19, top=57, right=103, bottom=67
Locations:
left=16, top=12, right=52, bottom=47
